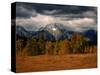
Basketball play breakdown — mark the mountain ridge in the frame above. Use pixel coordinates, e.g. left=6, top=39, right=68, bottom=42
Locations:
left=16, top=23, right=97, bottom=42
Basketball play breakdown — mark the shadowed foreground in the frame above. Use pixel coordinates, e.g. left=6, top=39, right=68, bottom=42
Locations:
left=16, top=54, right=97, bottom=72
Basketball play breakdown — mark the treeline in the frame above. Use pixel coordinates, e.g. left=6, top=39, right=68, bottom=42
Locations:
left=16, top=33, right=97, bottom=56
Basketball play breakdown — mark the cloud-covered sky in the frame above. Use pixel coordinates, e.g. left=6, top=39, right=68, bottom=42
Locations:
left=16, top=2, right=97, bottom=32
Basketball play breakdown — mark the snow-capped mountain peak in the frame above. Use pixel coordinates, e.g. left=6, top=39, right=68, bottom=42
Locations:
left=43, top=23, right=64, bottom=40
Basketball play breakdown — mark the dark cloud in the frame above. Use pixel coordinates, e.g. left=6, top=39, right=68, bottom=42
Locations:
left=16, top=2, right=97, bottom=32
left=16, top=3, right=37, bottom=18
left=16, top=2, right=97, bottom=18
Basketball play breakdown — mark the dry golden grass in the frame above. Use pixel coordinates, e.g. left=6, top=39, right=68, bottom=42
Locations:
left=16, top=53, right=97, bottom=73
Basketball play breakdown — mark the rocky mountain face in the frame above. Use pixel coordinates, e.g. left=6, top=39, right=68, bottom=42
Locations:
left=16, top=23, right=97, bottom=43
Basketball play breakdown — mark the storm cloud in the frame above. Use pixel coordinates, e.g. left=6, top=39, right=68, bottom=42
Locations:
left=16, top=2, right=97, bottom=32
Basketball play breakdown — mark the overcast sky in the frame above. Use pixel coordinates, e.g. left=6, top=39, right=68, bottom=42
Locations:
left=16, top=2, right=97, bottom=32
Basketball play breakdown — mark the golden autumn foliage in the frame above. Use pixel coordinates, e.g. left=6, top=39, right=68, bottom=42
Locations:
left=16, top=39, right=24, bottom=55
left=45, top=41, right=54, bottom=55
left=16, top=33, right=97, bottom=56
left=58, top=39, right=70, bottom=55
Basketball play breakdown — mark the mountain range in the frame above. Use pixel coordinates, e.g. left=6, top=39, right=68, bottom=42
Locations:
left=16, top=23, right=97, bottom=44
